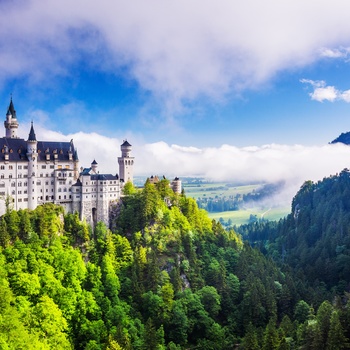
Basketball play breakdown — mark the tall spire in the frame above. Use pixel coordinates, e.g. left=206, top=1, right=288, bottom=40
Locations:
left=28, top=121, right=36, bottom=141
left=4, top=96, right=19, bottom=138
left=6, top=97, right=16, bottom=118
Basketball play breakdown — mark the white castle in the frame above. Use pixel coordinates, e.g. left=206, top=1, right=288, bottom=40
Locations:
left=0, top=98, right=135, bottom=226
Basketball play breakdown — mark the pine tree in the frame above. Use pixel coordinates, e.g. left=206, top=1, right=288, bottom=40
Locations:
left=243, top=322, right=259, bottom=350
left=326, top=311, right=349, bottom=350
left=262, top=318, right=279, bottom=350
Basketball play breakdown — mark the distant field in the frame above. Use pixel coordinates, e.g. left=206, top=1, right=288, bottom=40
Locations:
left=183, top=182, right=290, bottom=226
left=207, top=206, right=291, bottom=226
left=183, top=183, right=262, bottom=199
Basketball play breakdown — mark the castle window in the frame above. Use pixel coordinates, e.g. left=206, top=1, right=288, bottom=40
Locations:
left=24, top=182, right=27, bottom=186
left=11, top=182, right=15, bottom=187
left=24, top=190, right=27, bottom=194
left=50, top=165, right=54, bottom=169
left=24, top=166, right=28, bottom=169
left=40, top=173, right=43, bottom=177
left=0, top=166, right=4, bottom=170
left=9, top=165, right=13, bottom=170
left=58, top=188, right=61, bottom=192
left=18, top=198, right=22, bottom=202
left=64, top=188, right=67, bottom=192
left=0, top=175, right=3, bottom=179
left=65, top=165, right=69, bottom=169
left=18, top=182, right=22, bottom=187
left=24, top=198, right=28, bottom=202
left=0, top=192, right=4, bottom=195
left=18, top=165, right=22, bottom=169
left=45, top=181, right=49, bottom=185
left=9, top=175, right=12, bottom=179
left=58, top=165, right=62, bottom=169
left=18, top=174, right=22, bottom=178
left=59, top=196, right=61, bottom=199
left=42, top=165, right=46, bottom=169
left=18, top=191, right=21, bottom=194
left=12, top=190, right=15, bottom=195
left=64, top=195, right=66, bottom=199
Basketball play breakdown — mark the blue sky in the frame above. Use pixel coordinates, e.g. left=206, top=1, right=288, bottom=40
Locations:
left=2, top=0, right=350, bottom=205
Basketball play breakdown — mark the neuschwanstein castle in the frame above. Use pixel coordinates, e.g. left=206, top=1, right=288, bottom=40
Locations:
left=0, top=98, right=137, bottom=226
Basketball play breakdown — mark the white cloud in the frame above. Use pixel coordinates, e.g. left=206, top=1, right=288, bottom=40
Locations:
left=311, top=86, right=339, bottom=102
left=301, top=79, right=350, bottom=102
left=319, top=47, right=348, bottom=58
left=2, top=0, right=350, bottom=110
left=29, top=125, right=350, bottom=207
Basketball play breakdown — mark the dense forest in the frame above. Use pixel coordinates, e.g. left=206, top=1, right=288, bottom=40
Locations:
left=1, top=176, right=350, bottom=349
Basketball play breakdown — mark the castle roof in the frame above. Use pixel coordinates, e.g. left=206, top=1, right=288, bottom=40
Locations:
left=90, top=174, right=119, bottom=181
left=80, top=167, right=119, bottom=181
left=6, top=98, right=16, bottom=118
left=28, top=122, right=36, bottom=141
left=72, top=178, right=82, bottom=187
left=0, top=137, right=78, bottom=162
left=121, top=140, right=131, bottom=147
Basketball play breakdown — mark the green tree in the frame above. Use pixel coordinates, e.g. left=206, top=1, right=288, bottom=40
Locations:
left=326, top=311, right=349, bottom=350
left=31, top=295, right=71, bottom=349
left=262, top=318, right=279, bottom=350
left=294, top=300, right=311, bottom=324
left=0, top=217, right=9, bottom=247
left=197, top=286, right=221, bottom=318
left=243, top=322, right=260, bottom=350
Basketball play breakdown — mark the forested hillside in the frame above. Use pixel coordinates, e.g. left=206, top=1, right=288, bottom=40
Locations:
left=0, top=177, right=349, bottom=349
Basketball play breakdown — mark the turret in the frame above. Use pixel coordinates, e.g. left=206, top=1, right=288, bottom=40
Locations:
left=118, top=140, right=134, bottom=183
left=91, top=159, right=98, bottom=173
left=27, top=122, right=38, bottom=210
left=4, top=98, right=19, bottom=138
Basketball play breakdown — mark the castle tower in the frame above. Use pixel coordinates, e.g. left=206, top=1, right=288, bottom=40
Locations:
left=4, top=98, right=19, bottom=138
left=91, top=160, right=98, bottom=174
left=27, top=122, right=38, bottom=210
left=118, top=140, right=134, bottom=183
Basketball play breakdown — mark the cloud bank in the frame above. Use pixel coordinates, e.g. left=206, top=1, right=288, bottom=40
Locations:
left=27, top=126, right=350, bottom=207
left=2, top=0, right=350, bottom=110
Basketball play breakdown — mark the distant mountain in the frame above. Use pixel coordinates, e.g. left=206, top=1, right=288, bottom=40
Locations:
left=330, top=131, right=350, bottom=145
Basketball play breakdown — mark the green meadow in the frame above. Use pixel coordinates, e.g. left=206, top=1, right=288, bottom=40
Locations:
left=183, top=182, right=290, bottom=226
